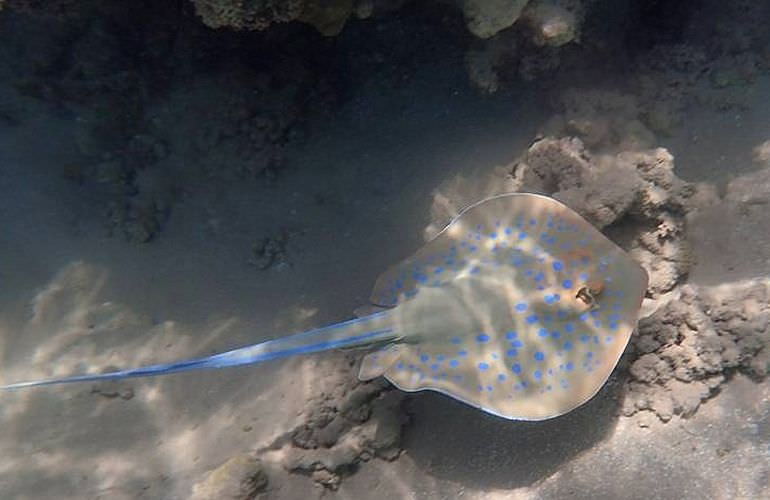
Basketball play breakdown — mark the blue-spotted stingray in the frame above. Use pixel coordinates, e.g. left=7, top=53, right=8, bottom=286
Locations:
left=2, top=193, right=648, bottom=420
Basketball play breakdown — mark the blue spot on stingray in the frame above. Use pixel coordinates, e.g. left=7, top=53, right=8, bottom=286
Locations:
left=526, top=315, right=539, bottom=324
left=470, top=266, right=481, bottom=274
left=476, top=333, right=491, bottom=343
left=563, top=341, right=574, bottom=351
left=413, top=272, right=428, bottom=283
left=594, top=320, right=602, bottom=328
left=512, top=363, right=522, bottom=374
left=606, top=336, right=614, bottom=343
left=580, top=334, right=590, bottom=343
left=590, top=310, right=600, bottom=318
left=453, top=375, right=463, bottom=382
left=434, top=267, right=444, bottom=274
left=525, top=269, right=534, bottom=276
left=505, top=227, right=513, bottom=235
left=478, top=362, right=489, bottom=371
left=486, top=385, right=494, bottom=392
left=512, top=257, right=525, bottom=267
left=534, top=370, right=543, bottom=380
left=565, top=323, right=575, bottom=333
left=538, top=328, right=549, bottom=338
left=458, top=350, right=468, bottom=357
left=557, top=309, right=568, bottom=320
left=553, top=261, right=564, bottom=271
left=506, top=331, right=518, bottom=340
left=530, top=218, right=537, bottom=226
left=534, top=351, right=545, bottom=361
left=469, top=245, right=478, bottom=252
left=491, top=352, right=499, bottom=360
left=498, top=373, right=507, bottom=382
left=512, top=339, right=524, bottom=348
left=545, top=294, right=561, bottom=304
left=436, top=355, right=445, bottom=361
left=489, top=232, right=498, bottom=239
left=521, top=380, right=529, bottom=388
left=579, top=272, right=589, bottom=281
left=535, top=272, right=545, bottom=282
left=587, top=352, right=594, bottom=359
left=396, top=362, right=405, bottom=370
left=449, top=359, right=460, bottom=368
left=550, top=330, right=561, bottom=339
left=506, top=348, right=519, bottom=357
left=518, top=231, right=528, bottom=240
left=562, top=279, right=573, bottom=289
left=580, top=313, right=590, bottom=321
left=431, top=363, right=440, bottom=371
left=451, top=336, right=462, bottom=345
left=420, top=354, right=430, bottom=363
left=609, top=322, right=619, bottom=330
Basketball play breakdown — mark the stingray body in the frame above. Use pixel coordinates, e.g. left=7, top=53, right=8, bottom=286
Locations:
left=1, top=193, right=648, bottom=421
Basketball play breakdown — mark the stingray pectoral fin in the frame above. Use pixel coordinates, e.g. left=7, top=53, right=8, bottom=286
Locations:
left=2, top=312, right=399, bottom=391
left=358, top=344, right=403, bottom=381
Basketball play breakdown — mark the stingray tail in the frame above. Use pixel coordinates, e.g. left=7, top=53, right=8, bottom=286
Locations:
left=1, top=310, right=398, bottom=390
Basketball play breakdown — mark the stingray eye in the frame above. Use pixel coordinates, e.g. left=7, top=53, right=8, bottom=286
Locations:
left=575, top=287, right=595, bottom=309
left=576, top=280, right=604, bottom=311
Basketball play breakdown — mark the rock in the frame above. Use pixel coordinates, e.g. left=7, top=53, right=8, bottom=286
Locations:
left=191, top=454, right=268, bottom=500
left=460, top=0, right=530, bottom=39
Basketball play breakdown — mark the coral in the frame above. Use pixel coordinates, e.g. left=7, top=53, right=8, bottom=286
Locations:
left=258, top=354, right=406, bottom=490
left=463, top=0, right=588, bottom=91
left=623, top=282, right=769, bottom=421
left=298, top=0, right=354, bottom=36
left=523, top=0, right=578, bottom=47
left=191, top=0, right=304, bottom=31
left=192, top=0, right=355, bottom=36
left=460, top=0, right=530, bottom=39
left=464, top=34, right=514, bottom=93
left=544, top=89, right=655, bottom=151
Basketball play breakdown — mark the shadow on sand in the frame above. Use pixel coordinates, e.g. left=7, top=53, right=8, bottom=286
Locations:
left=402, top=376, right=624, bottom=490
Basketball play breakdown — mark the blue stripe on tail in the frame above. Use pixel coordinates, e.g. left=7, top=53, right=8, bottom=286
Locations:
left=2, top=312, right=397, bottom=391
